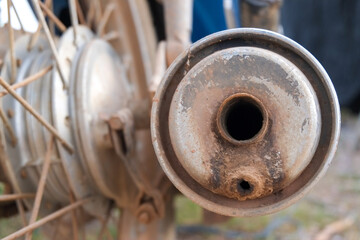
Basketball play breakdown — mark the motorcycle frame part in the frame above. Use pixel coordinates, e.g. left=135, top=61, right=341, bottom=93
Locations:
left=104, top=110, right=172, bottom=224
left=0, top=0, right=162, bottom=225
left=51, top=26, right=110, bottom=219
left=0, top=1, right=170, bottom=237
left=241, top=0, right=283, bottom=32
left=151, top=28, right=340, bottom=217
left=79, top=0, right=156, bottom=102
left=118, top=191, right=176, bottom=240
left=76, top=0, right=170, bottom=226
left=0, top=34, right=51, bottom=210
left=223, top=0, right=239, bottom=29
left=163, top=0, right=193, bottom=66
left=69, top=37, right=136, bottom=208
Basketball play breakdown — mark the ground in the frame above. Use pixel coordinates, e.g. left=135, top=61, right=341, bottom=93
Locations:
left=1, top=111, right=359, bottom=239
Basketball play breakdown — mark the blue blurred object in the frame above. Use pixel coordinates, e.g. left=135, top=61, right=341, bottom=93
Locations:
left=191, top=0, right=228, bottom=42
left=282, top=0, right=360, bottom=109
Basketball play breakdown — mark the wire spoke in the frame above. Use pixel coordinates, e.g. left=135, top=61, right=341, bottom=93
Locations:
left=75, top=0, right=86, bottom=25
left=25, top=136, right=54, bottom=240
left=86, top=1, right=95, bottom=28
left=2, top=197, right=92, bottom=240
left=10, top=0, right=24, bottom=33
left=97, top=3, right=115, bottom=37
left=0, top=133, right=28, bottom=226
left=69, top=191, right=79, bottom=240
left=80, top=208, right=87, bottom=240
left=94, top=0, right=103, bottom=26
left=0, top=77, right=74, bottom=153
left=50, top=215, right=63, bottom=239
left=98, top=203, right=113, bottom=240
left=27, top=23, right=42, bottom=51
left=0, top=107, right=16, bottom=146
left=0, top=65, right=53, bottom=98
left=69, top=0, right=79, bottom=43
left=0, top=193, right=35, bottom=202
left=102, top=31, right=120, bottom=42
left=39, top=1, right=67, bottom=33
left=44, top=0, right=56, bottom=35
left=15, top=199, right=28, bottom=226
left=57, top=138, right=83, bottom=240
left=7, top=0, right=17, bottom=85
left=31, top=0, right=67, bottom=89
left=1, top=1, right=150, bottom=239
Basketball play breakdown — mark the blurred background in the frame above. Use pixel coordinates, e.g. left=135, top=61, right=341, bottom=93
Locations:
left=2, top=0, right=360, bottom=113
left=0, top=0, right=360, bottom=239
left=192, top=0, right=360, bottom=114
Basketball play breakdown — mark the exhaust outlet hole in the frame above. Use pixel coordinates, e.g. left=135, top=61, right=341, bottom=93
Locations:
left=237, top=179, right=253, bottom=195
left=225, top=99, right=263, bottom=141
left=218, top=94, right=267, bottom=143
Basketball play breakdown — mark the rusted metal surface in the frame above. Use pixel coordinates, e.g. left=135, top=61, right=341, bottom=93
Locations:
left=0, top=0, right=342, bottom=238
left=168, top=47, right=321, bottom=201
left=151, top=28, right=340, bottom=217
left=117, top=194, right=176, bottom=240
left=69, top=38, right=141, bottom=209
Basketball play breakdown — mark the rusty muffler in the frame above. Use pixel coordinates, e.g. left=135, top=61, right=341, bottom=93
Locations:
left=151, top=28, right=340, bottom=217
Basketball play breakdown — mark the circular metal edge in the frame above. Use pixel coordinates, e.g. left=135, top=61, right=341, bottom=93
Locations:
left=51, top=26, right=110, bottom=219
left=0, top=34, right=49, bottom=209
left=151, top=28, right=341, bottom=217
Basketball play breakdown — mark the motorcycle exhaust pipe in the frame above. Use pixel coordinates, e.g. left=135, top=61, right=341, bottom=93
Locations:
left=151, top=29, right=340, bottom=217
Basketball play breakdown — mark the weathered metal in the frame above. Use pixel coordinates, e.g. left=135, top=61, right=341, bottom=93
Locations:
left=0, top=0, right=342, bottom=239
left=0, top=0, right=171, bottom=238
left=70, top=38, right=138, bottom=207
left=151, top=28, right=340, bottom=217
left=7, top=0, right=16, bottom=85
left=51, top=26, right=110, bottom=218
left=1, top=34, right=53, bottom=211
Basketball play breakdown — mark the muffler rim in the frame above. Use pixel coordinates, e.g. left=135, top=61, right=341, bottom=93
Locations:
left=151, top=28, right=340, bottom=217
